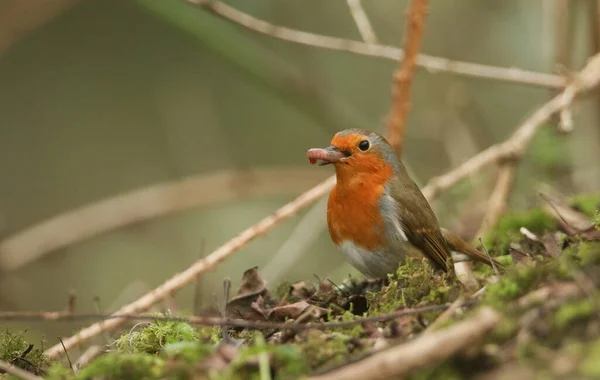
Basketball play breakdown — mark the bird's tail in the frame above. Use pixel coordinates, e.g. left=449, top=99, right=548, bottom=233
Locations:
left=441, top=228, right=506, bottom=271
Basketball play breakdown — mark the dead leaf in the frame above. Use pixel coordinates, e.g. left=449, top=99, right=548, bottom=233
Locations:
left=290, top=281, right=316, bottom=300
left=252, top=298, right=329, bottom=321
left=226, top=267, right=269, bottom=320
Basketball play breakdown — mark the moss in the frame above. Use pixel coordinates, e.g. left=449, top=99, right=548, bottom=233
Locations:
left=161, top=341, right=215, bottom=363
left=554, top=299, right=596, bottom=330
left=45, top=363, right=75, bottom=379
left=216, top=332, right=308, bottom=380
left=0, top=329, right=51, bottom=375
left=198, top=326, right=224, bottom=345
left=407, top=360, right=464, bottom=380
left=575, top=241, right=600, bottom=266
left=296, top=330, right=350, bottom=372
left=569, top=193, right=600, bottom=217
left=579, top=340, right=600, bottom=378
left=113, top=312, right=199, bottom=354
left=482, top=209, right=555, bottom=255
left=594, top=210, right=600, bottom=230
left=367, top=257, right=461, bottom=315
left=76, top=352, right=165, bottom=380
left=484, top=256, right=573, bottom=309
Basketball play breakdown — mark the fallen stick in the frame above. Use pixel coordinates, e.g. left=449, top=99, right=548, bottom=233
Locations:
left=43, top=176, right=336, bottom=359
left=309, top=307, right=501, bottom=380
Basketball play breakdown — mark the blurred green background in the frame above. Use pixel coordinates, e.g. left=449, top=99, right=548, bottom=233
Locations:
left=0, top=0, right=599, bottom=346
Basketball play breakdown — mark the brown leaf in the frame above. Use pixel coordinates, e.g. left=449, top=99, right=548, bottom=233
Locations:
left=233, top=266, right=267, bottom=297
left=253, top=299, right=329, bottom=322
left=226, top=267, right=269, bottom=321
left=290, top=281, right=316, bottom=300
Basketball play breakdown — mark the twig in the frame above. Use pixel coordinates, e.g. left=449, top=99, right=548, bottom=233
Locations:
left=475, top=163, right=517, bottom=238
left=74, top=346, right=103, bottom=372
left=0, top=301, right=477, bottom=333
left=0, top=359, right=43, bottom=380
left=423, top=297, right=464, bottom=333
left=421, top=52, right=600, bottom=201
left=0, top=167, right=328, bottom=272
left=308, top=307, right=501, bottom=380
left=43, top=175, right=336, bottom=359
left=187, top=0, right=565, bottom=89
left=346, top=0, right=378, bottom=44
left=386, top=0, right=428, bottom=152
left=58, top=337, right=74, bottom=373
left=478, top=238, right=499, bottom=277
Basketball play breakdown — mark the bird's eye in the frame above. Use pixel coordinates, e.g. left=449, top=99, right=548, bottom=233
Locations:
left=358, top=140, right=370, bottom=151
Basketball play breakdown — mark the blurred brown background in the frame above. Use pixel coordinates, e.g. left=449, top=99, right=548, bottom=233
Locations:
left=0, top=0, right=598, bottom=344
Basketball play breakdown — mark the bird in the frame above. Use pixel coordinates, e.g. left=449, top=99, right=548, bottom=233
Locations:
left=306, top=128, right=504, bottom=279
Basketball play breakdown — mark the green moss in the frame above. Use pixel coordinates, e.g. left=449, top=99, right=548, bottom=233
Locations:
left=161, top=341, right=215, bottom=362
left=575, top=241, right=600, bottom=266
left=76, top=352, right=165, bottom=380
left=594, top=210, right=600, bottom=230
left=367, top=257, right=461, bottom=315
left=113, top=312, right=199, bottom=354
left=407, top=360, right=464, bottom=380
left=198, top=326, right=224, bottom=345
left=580, top=340, right=600, bottom=378
left=554, top=299, right=596, bottom=330
left=569, top=193, right=600, bottom=217
left=215, top=332, right=308, bottom=380
left=298, top=330, right=348, bottom=371
left=0, top=329, right=51, bottom=375
left=482, top=209, right=555, bottom=255
left=484, top=257, right=572, bottom=308
left=45, top=363, right=75, bottom=379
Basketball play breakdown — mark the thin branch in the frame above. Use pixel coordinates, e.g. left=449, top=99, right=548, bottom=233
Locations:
left=43, top=176, right=337, bottom=359
left=346, top=0, right=378, bottom=44
left=0, top=167, right=328, bottom=272
left=423, top=296, right=464, bottom=333
left=421, top=52, right=600, bottom=201
left=386, top=0, right=428, bottom=152
left=475, top=162, right=518, bottom=238
left=186, top=0, right=565, bottom=89
left=1, top=301, right=475, bottom=332
left=0, top=359, right=43, bottom=380
left=308, top=307, right=501, bottom=380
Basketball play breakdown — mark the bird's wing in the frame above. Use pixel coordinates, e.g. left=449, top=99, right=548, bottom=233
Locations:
left=388, top=177, right=455, bottom=274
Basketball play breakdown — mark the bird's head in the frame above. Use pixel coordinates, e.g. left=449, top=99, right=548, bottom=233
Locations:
left=307, top=129, right=400, bottom=180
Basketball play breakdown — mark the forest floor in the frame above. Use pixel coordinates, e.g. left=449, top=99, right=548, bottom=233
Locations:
left=1, top=193, right=600, bottom=380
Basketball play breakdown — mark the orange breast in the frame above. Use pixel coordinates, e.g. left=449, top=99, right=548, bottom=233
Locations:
left=327, top=173, right=390, bottom=251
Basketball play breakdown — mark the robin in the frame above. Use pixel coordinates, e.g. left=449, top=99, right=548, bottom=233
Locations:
left=307, top=128, right=503, bottom=279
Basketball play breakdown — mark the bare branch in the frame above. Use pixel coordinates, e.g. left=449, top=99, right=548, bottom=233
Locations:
left=386, top=0, right=428, bottom=152
left=43, top=175, right=336, bottom=359
left=346, top=0, right=378, bottom=44
left=0, top=167, right=328, bottom=272
left=0, top=359, right=43, bottom=380
left=187, top=0, right=565, bottom=89
left=1, top=301, right=474, bottom=332
left=308, top=307, right=501, bottom=380
left=422, top=53, right=600, bottom=201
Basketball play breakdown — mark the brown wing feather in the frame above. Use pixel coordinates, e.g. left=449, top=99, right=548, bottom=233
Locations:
left=389, top=174, right=455, bottom=274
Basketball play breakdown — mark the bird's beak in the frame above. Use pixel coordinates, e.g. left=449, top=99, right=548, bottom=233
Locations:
left=306, top=146, right=346, bottom=166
